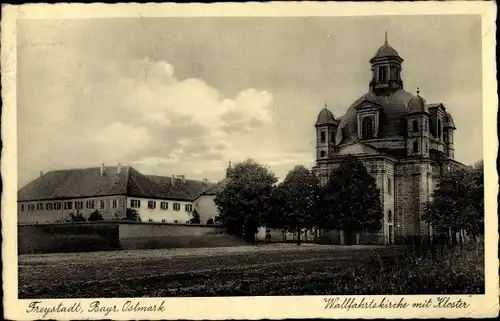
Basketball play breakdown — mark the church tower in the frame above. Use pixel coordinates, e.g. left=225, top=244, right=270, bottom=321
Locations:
left=315, top=103, right=337, bottom=161
left=406, top=88, right=430, bottom=158
left=369, top=32, right=404, bottom=95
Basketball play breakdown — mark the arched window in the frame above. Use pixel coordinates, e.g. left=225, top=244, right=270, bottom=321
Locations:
left=331, top=131, right=335, bottom=143
left=412, top=120, right=419, bottom=132
left=388, top=210, right=393, bottom=222
left=424, top=119, right=428, bottom=131
left=320, top=131, right=326, bottom=143
left=387, top=177, right=392, bottom=195
left=378, top=66, right=387, bottom=82
left=413, top=141, right=419, bottom=153
left=362, top=117, right=373, bottom=139
left=320, top=150, right=325, bottom=158
left=425, top=142, right=428, bottom=153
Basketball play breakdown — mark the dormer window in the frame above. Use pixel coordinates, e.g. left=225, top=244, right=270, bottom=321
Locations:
left=362, top=117, right=374, bottom=139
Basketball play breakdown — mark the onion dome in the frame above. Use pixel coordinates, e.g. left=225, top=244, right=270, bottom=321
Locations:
left=406, top=88, right=428, bottom=114
left=315, top=105, right=336, bottom=126
left=443, top=112, right=456, bottom=129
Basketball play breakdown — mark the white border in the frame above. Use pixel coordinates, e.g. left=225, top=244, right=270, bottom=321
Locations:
left=2, top=2, right=498, bottom=319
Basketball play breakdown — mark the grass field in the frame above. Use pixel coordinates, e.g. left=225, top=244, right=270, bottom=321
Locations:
left=18, top=243, right=484, bottom=298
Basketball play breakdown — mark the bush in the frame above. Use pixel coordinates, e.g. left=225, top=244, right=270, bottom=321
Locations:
left=190, top=209, right=201, bottom=224
left=88, top=210, right=104, bottom=221
left=207, top=218, right=214, bottom=225
left=123, top=208, right=141, bottom=222
left=66, top=212, right=86, bottom=222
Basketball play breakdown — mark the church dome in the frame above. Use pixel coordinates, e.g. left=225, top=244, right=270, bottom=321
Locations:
left=335, top=89, right=415, bottom=145
left=315, top=108, right=336, bottom=126
left=372, top=43, right=400, bottom=59
left=444, top=112, right=456, bottom=128
left=407, top=94, right=428, bottom=114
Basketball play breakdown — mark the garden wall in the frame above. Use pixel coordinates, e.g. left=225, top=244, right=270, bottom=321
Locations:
left=18, top=222, right=244, bottom=254
left=18, top=222, right=120, bottom=254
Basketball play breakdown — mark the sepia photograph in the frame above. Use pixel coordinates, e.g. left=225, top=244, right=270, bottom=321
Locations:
left=2, top=2, right=498, bottom=320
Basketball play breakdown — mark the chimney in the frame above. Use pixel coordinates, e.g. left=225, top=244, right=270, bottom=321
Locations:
left=117, top=163, right=122, bottom=174
left=40, top=171, right=44, bottom=179
left=100, top=163, right=105, bottom=176
left=203, top=178, right=208, bottom=184
left=177, top=175, right=186, bottom=183
left=171, top=175, right=176, bottom=186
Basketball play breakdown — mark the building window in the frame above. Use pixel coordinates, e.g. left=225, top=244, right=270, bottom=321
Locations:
left=46, top=203, right=53, bottom=211
left=64, top=201, right=73, bottom=210
left=112, top=199, right=117, bottom=208
left=28, top=204, right=35, bottom=211
left=54, top=202, right=61, bottom=210
left=162, top=219, right=166, bottom=223
left=86, top=200, right=95, bottom=209
left=148, top=201, right=156, bottom=209
left=378, top=66, right=387, bottom=82
left=412, top=120, right=419, bottom=132
left=424, top=119, right=428, bottom=131
left=388, top=210, right=393, bottom=222
left=173, top=203, right=180, bottom=211
left=37, top=203, right=43, bottom=211
left=437, top=119, right=442, bottom=139
left=148, top=219, right=153, bottom=222
left=21, top=204, right=25, bottom=212
left=413, top=141, right=419, bottom=153
left=75, top=201, right=84, bottom=210
left=331, top=132, right=335, bottom=142
left=362, top=117, right=373, bottom=139
left=425, top=142, right=428, bottom=153
left=160, top=202, right=168, bottom=210
left=320, top=131, right=326, bottom=143
left=130, top=199, right=141, bottom=208
left=185, top=204, right=193, bottom=212
left=390, top=66, right=398, bottom=80
left=174, top=220, right=178, bottom=224
left=387, top=177, right=392, bottom=195
left=320, top=150, right=326, bottom=158
left=100, top=200, right=105, bottom=209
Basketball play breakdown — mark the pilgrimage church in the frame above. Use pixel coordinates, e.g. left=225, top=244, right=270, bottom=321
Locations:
left=312, top=34, right=467, bottom=245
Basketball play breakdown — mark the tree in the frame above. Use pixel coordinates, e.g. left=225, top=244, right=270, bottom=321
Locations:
left=273, top=165, right=320, bottom=245
left=124, top=208, right=141, bottom=222
left=190, top=209, right=201, bottom=224
left=317, top=155, right=383, bottom=245
left=422, top=162, right=483, bottom=243
left=214, top=158, right=278, bottom=244
left=88, top=210, right=104, bottom=221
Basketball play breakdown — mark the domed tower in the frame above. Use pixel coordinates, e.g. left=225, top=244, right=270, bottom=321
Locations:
left=315, top=103, right=338, bottom=161
left=369, top=32, right=404, bottom=95
left=443, top=112, right=456, bottom=159
left=406, top=88, right=430, bottom=158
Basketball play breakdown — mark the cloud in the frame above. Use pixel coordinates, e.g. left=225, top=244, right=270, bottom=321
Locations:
left=19, top=55, right=276, bottom=184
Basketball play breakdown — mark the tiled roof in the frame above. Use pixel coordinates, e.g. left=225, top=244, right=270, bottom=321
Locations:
left=199, top=179, right=228, bottom=196
left=18, top=165, right=215, bottom=202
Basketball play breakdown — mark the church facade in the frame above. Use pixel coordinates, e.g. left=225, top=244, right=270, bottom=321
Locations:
left=312, top=36, right=466, bottom=245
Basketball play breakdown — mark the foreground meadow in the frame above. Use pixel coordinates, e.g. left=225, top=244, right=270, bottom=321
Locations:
left=18, top=243, right=484, bottom=298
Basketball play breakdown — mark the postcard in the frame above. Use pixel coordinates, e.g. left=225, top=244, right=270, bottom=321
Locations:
left=2, top=1, right=498, bottom=319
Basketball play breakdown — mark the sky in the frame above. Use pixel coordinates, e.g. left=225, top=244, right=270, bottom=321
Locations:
left=17, top=15, right=483, bottom=187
